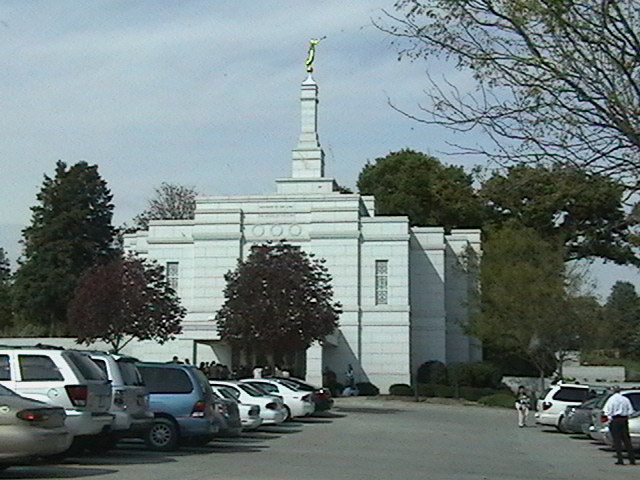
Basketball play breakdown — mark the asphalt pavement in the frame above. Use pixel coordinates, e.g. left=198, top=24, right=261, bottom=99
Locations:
left=0, top=396, right=635, bottom=480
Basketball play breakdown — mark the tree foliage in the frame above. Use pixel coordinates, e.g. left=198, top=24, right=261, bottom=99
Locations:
left=380, top=1, right=640, bottom=188
left=67, top=254, right=184, bottom=353
left=12, top=161, right=115, bottom=333
left=133, top=183, right=198, bottom=230
left=480, top=164, right=639, bottom=264
left=215, top=242, right=341, bottom=361
left=0, top=248, right=12, bottom=329
left=605, top=281, right=640, bottom=358
left=471, top=224, right=595, bottom=377
left=357, top=149, right=483, bottom=230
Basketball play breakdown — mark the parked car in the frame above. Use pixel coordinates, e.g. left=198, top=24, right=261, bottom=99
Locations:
left=210, top=384, right=262, bottom=431
left=86, top=352, right=153, bottom=449
left=0, top=383, right=72, bottom=470
left=136, top=362, right=220, bottom=450
left=266, top=377, right=333, bottom=412
left=589, top=388, right=640, bottom=444
left=0, top=346, right=113, bottom=450
left=535, top=382, right=592, bottom=429
left=209, top=380, right=286, bottom=426
left=210, top=389, right=242, bottom=437
left=558, top=393, right=608, bottom=434
left=240, top=378, right=315, bottom=419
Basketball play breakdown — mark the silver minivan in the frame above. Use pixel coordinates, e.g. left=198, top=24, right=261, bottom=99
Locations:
left=0, top=346, right=113, bottom=450
left=86, top=352, right=153, bottom=450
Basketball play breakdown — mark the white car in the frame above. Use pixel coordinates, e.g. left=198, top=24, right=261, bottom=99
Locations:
left=210, top=384, right=262, bottom=431
left=209, top=380, right=287, bottom=425
left=535, top=382, right=592, bottom=429
left=240, top=378, right=315, bottom=419
left=0, top=346, right=113, bottom=450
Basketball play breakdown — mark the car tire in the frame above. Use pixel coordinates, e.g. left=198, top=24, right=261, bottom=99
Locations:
left=283, top=405, right=292, bottom=421
left=556, top=416, right=567, bottom=433
left=145, top=417, right=179, bottom=451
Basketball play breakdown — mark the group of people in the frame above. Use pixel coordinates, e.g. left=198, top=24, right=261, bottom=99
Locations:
left=514, top=384, right=636, bottom=466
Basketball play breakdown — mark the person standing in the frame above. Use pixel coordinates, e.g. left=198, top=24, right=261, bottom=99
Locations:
left=515, top=385, right=530, bottom=427
left=603, top=386, right=636, bottom=465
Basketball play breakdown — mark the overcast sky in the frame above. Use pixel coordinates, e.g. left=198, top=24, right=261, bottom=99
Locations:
left=0, top=1, right=636, bottom=299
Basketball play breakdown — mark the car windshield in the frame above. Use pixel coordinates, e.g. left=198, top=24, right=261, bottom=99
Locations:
left=117, top=359, right=144, bottom=386
left=277, top=378, right=311, bottom=391
left=0, top=383, right=16, bottom=396
left=66, top=351, right=107, bottom=380
left=238, top=383, right=268, bottom=397
left=217, top=387, right=238, bottom=401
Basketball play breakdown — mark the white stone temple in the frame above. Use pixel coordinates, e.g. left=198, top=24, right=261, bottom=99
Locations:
left=122, top=51, right=482, bottom=392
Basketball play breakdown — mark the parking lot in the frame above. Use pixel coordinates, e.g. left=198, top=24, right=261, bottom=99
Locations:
left=0, top=397, right=636, bottom=480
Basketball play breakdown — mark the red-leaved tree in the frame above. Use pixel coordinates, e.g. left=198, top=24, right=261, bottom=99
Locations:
left=68, top=254, right=184, bottom=353
left=215, top=242, right=341, bottom=366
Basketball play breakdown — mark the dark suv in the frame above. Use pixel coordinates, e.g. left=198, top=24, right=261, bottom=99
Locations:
left=136, top=362, right=220, bottom=450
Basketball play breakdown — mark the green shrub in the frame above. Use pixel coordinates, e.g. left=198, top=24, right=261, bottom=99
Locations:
left=356, top=382, right=379, bottom=396
left=389, top=384, right=414, bottom=396
left=477, top=392, right=516, bottom=408
left=448, top=362, right=503, bottom=388
left=417, top=384, right=455, bottom=397
left=417, top=361, right=448, bottom=385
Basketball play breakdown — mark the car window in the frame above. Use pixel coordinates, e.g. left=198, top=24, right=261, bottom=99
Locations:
left=92, top=358, right=108, bottom=377
left=219, top=386, right=239, bottom=401
left=117, top=359, right=144, bottom=386
left=251, top=382, right=277, bottom=393
left=65, top=351, right=107, bottom=380
left=18, top=355, right=64, bottom=381
left=0, top=355, right=9, bottom=381
left=193, top=368, right=214, bottom=400
left=624, top=392, right=640, bottom=410
left=0, top=383, right=16, bottom=396
left=138, top=366, right=193, bottom=394
left=553, top=387, right=589, bottom=402
left=578, top=396, right=601, bottom=409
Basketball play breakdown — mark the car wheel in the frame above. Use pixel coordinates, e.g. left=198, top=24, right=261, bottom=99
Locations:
left=145, top=418, right=179, bottom=451
left=556, top=416, right=566, bottom=433
left=283, top=405, right=292, bottom=421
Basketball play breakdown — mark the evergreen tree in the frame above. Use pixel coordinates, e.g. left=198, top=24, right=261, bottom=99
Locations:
left=605, top=281, right=640, bottom=358
left=13, top=161, right=115, bottom=334
left=0, top=248, right=12, bottom=329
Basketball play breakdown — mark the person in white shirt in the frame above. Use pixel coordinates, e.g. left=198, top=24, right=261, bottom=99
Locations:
left=603, top=386, right=636, bottom=465
left=515, top=385, right=530, bottom=428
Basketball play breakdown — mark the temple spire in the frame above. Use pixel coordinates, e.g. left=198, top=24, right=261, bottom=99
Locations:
left=291, top=38, right=325, bottom=179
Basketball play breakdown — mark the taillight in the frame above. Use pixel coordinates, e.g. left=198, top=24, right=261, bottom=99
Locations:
left=113, top=389, right=124, bottom=406
left=316, top=389, right=330, bottom=399
left=191, top=400, right=206, bottom=417
left=17, top=409, right=51, bottom=422
left=65, top=385, right=88, bottom=407
left=601, top=414, right=609, bottom=423
left=265, top=401, right=277, bottom=410
left=542, top=401, right=552, bottom=411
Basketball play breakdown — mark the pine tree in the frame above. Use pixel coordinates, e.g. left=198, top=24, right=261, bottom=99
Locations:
left=0, top=248, right=12, bottom=328
left=13, top=161, right=115, bottom=334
